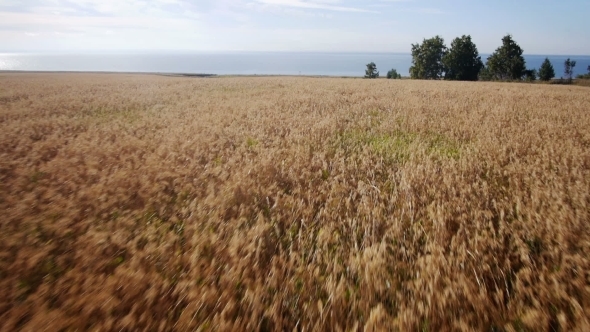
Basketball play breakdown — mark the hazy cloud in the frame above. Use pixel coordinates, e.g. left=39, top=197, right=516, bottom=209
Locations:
left=254, top=0, right=377, bottom=13
left=0, top=0, right=588, bottom=54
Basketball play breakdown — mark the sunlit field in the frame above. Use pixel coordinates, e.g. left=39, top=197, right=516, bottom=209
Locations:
left=1, top=73, right=589, bottom=331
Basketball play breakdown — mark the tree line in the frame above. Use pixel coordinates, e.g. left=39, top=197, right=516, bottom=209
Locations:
left=365, top=34, right=590, bottom=82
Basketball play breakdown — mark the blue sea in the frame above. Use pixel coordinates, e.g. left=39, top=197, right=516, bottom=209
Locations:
left=1, top=52, right=589, bottom=78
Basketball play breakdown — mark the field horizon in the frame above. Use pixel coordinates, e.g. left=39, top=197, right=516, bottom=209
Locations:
left=1, top=73, right=589, bottom=331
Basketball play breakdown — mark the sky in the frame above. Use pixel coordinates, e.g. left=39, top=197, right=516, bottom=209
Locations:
left=0, top=0, right=589, bottom=54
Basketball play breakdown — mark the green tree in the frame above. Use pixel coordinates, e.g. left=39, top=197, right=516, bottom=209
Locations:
left=365, top=62, right=379, bottom=79
left=478, top=66, right=493, bottom=81
left=564, top=58, right=576, bottom=82
left=386, top=68, right=402, bottom=79
left=485, top=35, right=526, bottom=80
left=538, top=58, right=555, bottom=81
left=409, top=36, right=447, bottom=79
left=577, top=65, right=590, bottom=79
left=523, top=69, right=537, bottom=82
left=442, top=35, right=483, bottom=81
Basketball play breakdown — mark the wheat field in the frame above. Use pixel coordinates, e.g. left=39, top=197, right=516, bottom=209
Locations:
left=0, top=73, right=589, bottom=331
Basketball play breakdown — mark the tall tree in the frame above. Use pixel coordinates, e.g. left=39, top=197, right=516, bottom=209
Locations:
left=538, top=58, right=555, bottom=81
left=485, top=35, right=526, bottom=80
left=409, top=36, right=447, bottom=79
left=365, top=62, right=379, bottom=79
left=442, top=35, right=483, bottom=81
left=564, top=58, right=576, bottom=82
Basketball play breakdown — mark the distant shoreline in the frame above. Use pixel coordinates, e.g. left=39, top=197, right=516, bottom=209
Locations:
left=3, top=53, right=588, bottom=78
left=2, top=71, right=588, bottom=85
left=0, top=70, right=372, bottom=78
left=0, top=70, right=217, bottom=77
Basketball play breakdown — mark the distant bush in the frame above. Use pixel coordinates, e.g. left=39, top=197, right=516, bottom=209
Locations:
left=386, top=69, right=402, bottom=79
left=576, top=65, right=590, bottom=79
left=523, top=69, right=537, bottom=82
left=549, top=78, right=572, bottom=85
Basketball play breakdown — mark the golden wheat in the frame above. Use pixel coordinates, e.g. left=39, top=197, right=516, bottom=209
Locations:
left=0, top=73, right=589, bottom=331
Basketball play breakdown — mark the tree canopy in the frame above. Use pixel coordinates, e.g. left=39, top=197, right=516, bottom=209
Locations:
left=564, top=58, right=576, bottom=82
left=409, top=36, right=447, bottom=80
left=485, top=35, right=526, bottom=80
left=538, top=58, right=555, bottom=81
left=523, top=69, right=537, bottom=82
left=478, top=66, right=493, bottom=81
left=442, top=35, right=483, bottom=81
left=365, top=62, right=379, bottom=79
left=386, top=69, right=401, bottom=79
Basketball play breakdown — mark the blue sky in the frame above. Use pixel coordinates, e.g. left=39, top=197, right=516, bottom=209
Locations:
left=0, top=0, right=589, bottom=54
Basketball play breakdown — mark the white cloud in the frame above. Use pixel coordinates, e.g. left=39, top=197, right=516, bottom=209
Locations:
left=0, top=11, right=197, bottom=30
left=404, top=7, right=445, bottom=14
left=1, top=0, right=584, bottom=54
left=254, top=0, right=377, bottom=13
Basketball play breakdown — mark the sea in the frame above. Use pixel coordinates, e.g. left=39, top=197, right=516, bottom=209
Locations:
left=1, top=52, right=589, bottom=78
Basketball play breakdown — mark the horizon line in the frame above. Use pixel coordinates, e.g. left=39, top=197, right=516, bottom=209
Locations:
left=2, top=50, right=590, bottom=57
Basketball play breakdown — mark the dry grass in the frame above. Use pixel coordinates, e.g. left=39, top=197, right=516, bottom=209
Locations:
left=1, top=73, right=589, bottom=331
left=574, top=79, right=590, bottom=87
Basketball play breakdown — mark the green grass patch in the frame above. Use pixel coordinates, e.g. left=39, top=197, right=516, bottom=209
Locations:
left=426, top=132, right=461, bottom=159
left=335, top=129, right=462, bottom=162
left=246, top=136, right=259, bottom=149
left=81, top=106, right=142, bottom=123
